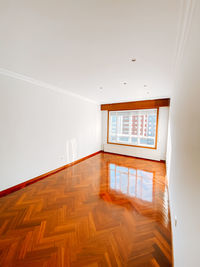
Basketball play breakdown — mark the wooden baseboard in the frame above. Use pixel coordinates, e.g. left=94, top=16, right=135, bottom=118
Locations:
left=0, top=150, right=103, bottom=198
left=102, top=151, right=166, bottom=163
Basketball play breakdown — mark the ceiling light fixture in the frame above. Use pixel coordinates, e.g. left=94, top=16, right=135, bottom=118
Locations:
left=131, top=58, right=136, bottom=62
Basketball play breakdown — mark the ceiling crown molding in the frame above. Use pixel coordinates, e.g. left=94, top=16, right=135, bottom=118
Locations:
left=0, top=68, right=98, bottom=104
left=173, top=0, right=197, bottom=74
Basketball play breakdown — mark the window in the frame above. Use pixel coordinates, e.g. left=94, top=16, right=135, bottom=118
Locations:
left=108, top=108, right=158, bottom=148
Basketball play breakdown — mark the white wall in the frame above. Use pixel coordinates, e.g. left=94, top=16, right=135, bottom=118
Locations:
left=102, top=107, right=169, bottom=161
left=0, top=74, right=101, bottom=191
left=166, top=116, right=171, bottom=182
left=168, top=2, right=200, bottom=266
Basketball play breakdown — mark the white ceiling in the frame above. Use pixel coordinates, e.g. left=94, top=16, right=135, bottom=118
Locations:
left=0, top=0, right=181, bottom=103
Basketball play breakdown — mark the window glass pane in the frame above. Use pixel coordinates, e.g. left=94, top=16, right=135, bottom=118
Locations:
left=119, top=136, right=129, bottom=142
left=131, top=137, right=138, bottom=145
left=122, top=115, right=129, bottom=135
left=147, top=114, right=156, bottom=137
left=139, top=138, right=155, bottom=146
left=110, top=136, right=117, bottom=142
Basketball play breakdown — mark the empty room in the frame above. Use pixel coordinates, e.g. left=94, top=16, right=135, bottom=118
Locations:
left=0, top=0, right=200, bottom=266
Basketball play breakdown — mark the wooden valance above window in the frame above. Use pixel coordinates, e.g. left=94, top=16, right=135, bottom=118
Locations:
left=101, top=98, right=170, bottom=111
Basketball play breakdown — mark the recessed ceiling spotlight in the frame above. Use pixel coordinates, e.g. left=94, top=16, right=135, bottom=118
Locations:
left=131, top=58, right=136, bottom=62
left=146, top=91, right=150, bottom=95
left=123, top=82, right=127, bottom=85
left=99, top=86, right=103, bottom=91
left=144, top=85, right=148, bottom=88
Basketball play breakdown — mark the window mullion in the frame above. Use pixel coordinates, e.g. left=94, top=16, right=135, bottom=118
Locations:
left=116, top=114, right=119, bottom=142
left=138, top=112, right=140, bottom=146
left=128, top=112, right=132, bottom=144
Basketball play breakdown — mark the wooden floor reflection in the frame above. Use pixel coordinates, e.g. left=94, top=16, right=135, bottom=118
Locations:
left=0, top=152, right=172, bottom=266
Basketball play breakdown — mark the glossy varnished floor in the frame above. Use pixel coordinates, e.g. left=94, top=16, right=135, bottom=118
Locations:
left=0, top=153, right=172, bottom=266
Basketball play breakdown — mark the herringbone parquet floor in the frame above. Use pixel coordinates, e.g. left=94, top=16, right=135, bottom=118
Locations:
left=0, top=152, right=172, bottom=267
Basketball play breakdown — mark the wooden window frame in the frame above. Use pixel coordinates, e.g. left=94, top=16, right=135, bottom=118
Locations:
left=107, top=108, right=159, bottom=150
